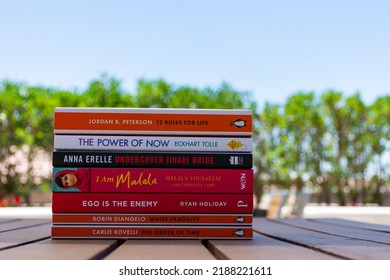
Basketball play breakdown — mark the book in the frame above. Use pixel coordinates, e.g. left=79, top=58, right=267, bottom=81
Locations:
left=51, top=225, right=253, bottom=239
left=54, top=135, right=253, bottom=152
left=52, top=151, right=253, bottom=169
left=54, top=107, right=252, bottom=136
left=51, top=193, right=254, bottom=213
left=52, top=167, right=253, bottom=193
left=52, top=213, right=253, bottom=225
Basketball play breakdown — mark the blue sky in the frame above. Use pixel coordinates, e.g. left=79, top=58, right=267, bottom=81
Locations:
left=1, top=0, right=389, bottom=107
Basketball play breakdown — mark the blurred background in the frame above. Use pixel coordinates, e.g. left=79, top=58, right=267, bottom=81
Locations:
left=1, top=1, right=389, bottom=218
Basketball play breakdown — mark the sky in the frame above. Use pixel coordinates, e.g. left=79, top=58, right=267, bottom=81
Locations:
left=1, top=0, right=390, bottom=107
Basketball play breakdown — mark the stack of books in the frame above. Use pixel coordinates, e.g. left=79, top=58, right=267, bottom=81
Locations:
left=51, top=107, right=254, bottom=239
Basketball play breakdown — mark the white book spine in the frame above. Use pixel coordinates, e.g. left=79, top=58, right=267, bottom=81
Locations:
left=54, top=135, right=253, bottom=152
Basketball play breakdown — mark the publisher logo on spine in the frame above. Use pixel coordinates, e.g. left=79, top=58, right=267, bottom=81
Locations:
left=230, top=118, right=247, bottom=128
left=229, top=156, right=244, bottom=166
left=233, top=229, right=246, bottom=237
left=226, top=140, right=248, bottom=151
left=237, top=200, right=248, bottom=208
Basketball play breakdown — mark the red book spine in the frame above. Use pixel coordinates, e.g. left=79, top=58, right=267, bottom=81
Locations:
left=52, top=167, right=253, bottom=193
left=51, top=225, right=253, bottom=239
left=52, top=213, right=253, bottom=225
left=51, top=193, right=254, bottom=213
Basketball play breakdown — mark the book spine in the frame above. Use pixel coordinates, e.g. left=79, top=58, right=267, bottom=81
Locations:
left=52, top=213, right=253, bottom=225
left=51, top=225, right=253, bottom=239
left=54, top=135, right=253, bottom=152
left=53, top=151, right=253, bottom=169
left=53, top=110, right=252, bottom=135
left=51, top=193, right=254, bottom=213
left=52, top=167, right=253, bottom=193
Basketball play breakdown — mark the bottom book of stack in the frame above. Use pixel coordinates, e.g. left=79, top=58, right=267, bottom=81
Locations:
left=51, top=213, right=253, bottom=239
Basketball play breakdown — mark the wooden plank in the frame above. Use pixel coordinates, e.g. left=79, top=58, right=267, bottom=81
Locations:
left=105, top=240, right=215, bottom=260
left=276, top=218, right=390, bottom=244
left=0, top=218, right=20, bottom=224
left=207, top=230, right=339, bottom=260
left=0, top=223, right=51, bottom=250
left=0, top=219, right=51, bottom=233
left=0, top=238, right=119, bottom=260
left=253, top=218, right=390, bottom=259
left=310, top=218, right=390, bottom=233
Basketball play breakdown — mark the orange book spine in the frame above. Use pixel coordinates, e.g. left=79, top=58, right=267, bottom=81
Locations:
left=51, top=225, right=253, bottom=239
left=54, top=109, right=252, bottom=135
left=52, top=213, right=253, bottom=225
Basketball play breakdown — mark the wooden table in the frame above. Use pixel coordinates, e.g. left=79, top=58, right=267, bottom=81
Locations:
left=0, top=217, right=389, bottom=260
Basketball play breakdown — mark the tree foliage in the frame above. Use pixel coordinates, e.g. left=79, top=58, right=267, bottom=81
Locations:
left=256, top=90, right=390, bottom=205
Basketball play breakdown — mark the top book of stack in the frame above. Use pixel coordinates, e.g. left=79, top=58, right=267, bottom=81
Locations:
left=54, top=107, right=252, bottom=136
